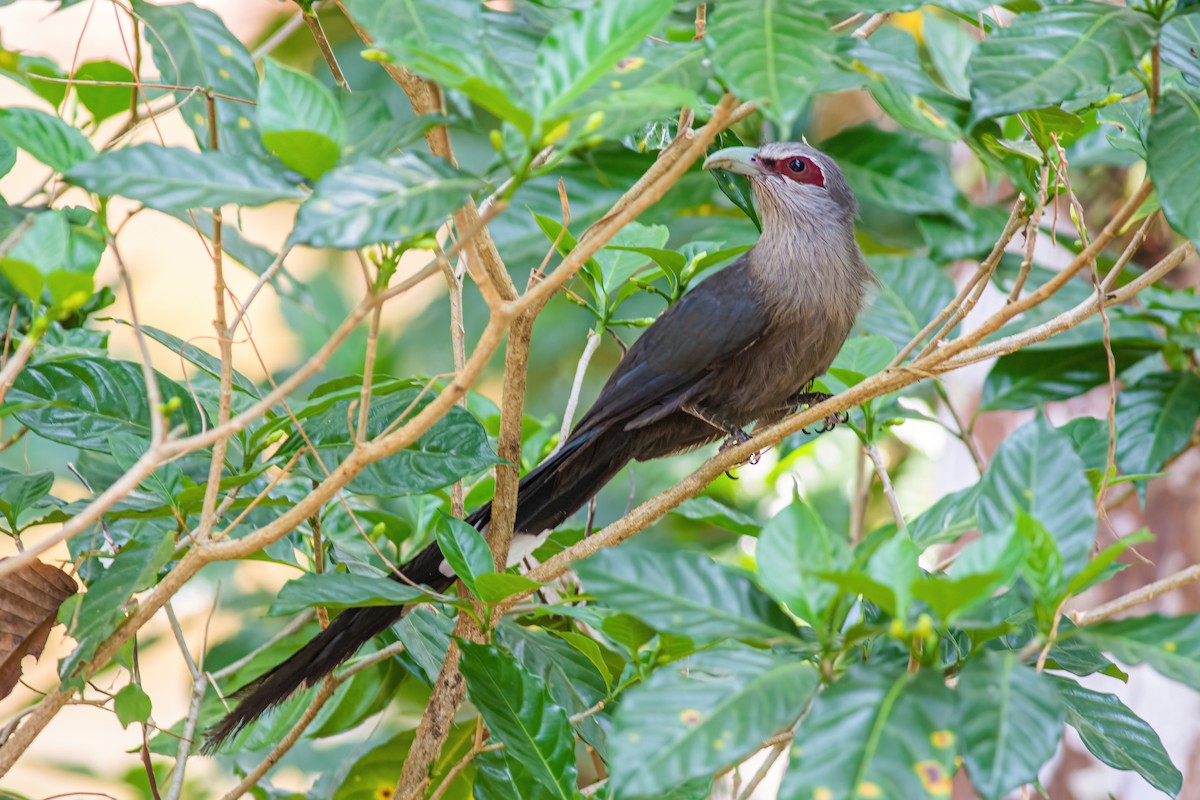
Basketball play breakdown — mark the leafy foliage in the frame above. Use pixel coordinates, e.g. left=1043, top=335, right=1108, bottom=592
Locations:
left=0, top=0, right=1197, bottom=798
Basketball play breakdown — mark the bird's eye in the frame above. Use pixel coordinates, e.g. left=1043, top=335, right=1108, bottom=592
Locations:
left=788, top=158, right=805, bottom=172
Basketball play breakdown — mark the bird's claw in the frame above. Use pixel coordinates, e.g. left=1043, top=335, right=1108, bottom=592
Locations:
left=719, top=427, right=759, bottom=476
left=795, top=393, right=848, bottom=434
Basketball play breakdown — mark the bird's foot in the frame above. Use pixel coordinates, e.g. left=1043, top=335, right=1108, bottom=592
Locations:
left=793, top=391, right=848, bottom=434
left=718, top=427, right=759, bottom=477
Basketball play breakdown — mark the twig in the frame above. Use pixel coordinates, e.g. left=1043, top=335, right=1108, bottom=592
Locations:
left=1072, top=564, right=1200, bottom=627
left=891, top=201, right=1026, bottom=365
left=302, top=7, right=348, bottom=90
left=864, top=443, right=904, bottom=529
left=555, top=329, right=602, bottom=450
left=853, top=12, right=893, bottom=38
left=1008, top=167, right=1049, bottom=302
left=217, top=677, right=338, bottom=800
left=194, top=92, right=235, bottom=542
left=738, top=739, right=789, bottom=800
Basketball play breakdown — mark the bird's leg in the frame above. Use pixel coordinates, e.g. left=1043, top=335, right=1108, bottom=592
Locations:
left=789, top=388, right=849, bottom=433
left=682, top=404, right=760, bottom=468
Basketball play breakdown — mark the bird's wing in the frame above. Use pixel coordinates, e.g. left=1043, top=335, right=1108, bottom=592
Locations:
left=572, top=259, right=766, bottom=435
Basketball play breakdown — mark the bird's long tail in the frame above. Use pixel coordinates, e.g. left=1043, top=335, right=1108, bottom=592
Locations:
left=204, top=425, right=629, bottom=750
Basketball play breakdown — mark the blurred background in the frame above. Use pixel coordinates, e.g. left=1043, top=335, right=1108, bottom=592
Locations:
left=0, top=1, right=1197, bottom=798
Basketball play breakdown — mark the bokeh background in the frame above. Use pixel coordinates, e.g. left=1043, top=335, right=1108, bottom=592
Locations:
left=0, top=1, right=1197, bottom=798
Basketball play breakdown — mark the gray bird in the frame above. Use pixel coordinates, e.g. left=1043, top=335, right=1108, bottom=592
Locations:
left=205, top=141, right=873, bottom=749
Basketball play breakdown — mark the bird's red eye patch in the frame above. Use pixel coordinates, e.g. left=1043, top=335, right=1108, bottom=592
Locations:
left=769, top=155, right=825, bottom=187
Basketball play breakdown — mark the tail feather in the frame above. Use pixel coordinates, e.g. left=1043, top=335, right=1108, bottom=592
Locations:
left=204, top=426, right=630, bottom=750
left=202, top=543, right=453, bottom=751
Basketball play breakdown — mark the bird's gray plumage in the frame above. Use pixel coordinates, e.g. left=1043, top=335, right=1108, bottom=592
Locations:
left=204, top=141, right=873, bottom=749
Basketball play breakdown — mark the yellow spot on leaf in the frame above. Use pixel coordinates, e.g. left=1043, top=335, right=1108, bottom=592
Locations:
left=712, top=738, right=725, bottom=750
left=892, top=11, right=923, bottom=40
left=930, top=730, right=955, bottom=749
left=857, top=781, right=882, bottom=798
left=1165, top=641, right=1177, bottom=652
left=913, top=97, right=949, bottom=128
left=238, top=117, right=252, bottom=129
left=814, top=788, right=833, bottom=800
left=218, top=45, right=233, bottom=57
left=193, top=113, right=205, bottom=126
left=914, top=760, right=951, bottom=796
left=610, top=80, right=622, bottom=89
left=615, top=56, right=644, bottom=72
left=218, top=68, right=230, bottom=80
left=375, top=787, right=394, bottom=800
left=627, top=733, right=640, bottom=743
left=679, top=709, right=704, bottom=726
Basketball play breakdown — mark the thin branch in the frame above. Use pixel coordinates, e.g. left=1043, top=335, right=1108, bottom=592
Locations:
left=864, top=443, right=904, bottom=529
left=737, top=739, right=788, bottom=800
left=195, top=92, right=235, bottom=542
left=853, top=12, right=894, bottom=38
left=891, top=201, right=1026, bottom=366
left=216, top=677, right=338, bottom=800
left=302, top=7, right=348, bottom=90
left=1073, top=563, right=1200, bottom=627
left=555, top=329, right=602, bottom=451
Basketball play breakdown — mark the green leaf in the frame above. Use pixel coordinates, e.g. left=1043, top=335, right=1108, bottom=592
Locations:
left=909, top=484, right=980, bottom=548
left=1116, top=370, right=1200, bottom=482
left=669, top=496, right=759, bottom=536
left=258, top=59, right=345, bottom=180
left=458, top=641, right=577, bottom=800
left=866, top=531, right=923, bottom=619
left=1052, top=675, right=1182, bottom=797
left=1081, top=613, right=1200, bottom=690
left=1163, top=12, right=1200, bottom=87
left=574, top=547, right=800, bottom=643
left=612, top=646, right=819, bottom=798
left=911, top=571, right=1001, bottom=624
left=981, top=342, right=1160, bottom=411
left=534, top=0, right=673, bottom=119
left=290, top=153, right=481, bottom=249
left=827, top=334, right=897, bottom=390
left=0, top=467, right=55, bottom=529
left=499, top=623, right=610, bottom=755
left=113, top=683, right=152, bottom=728
left=60, top=523, right=175, bottom=687
left=268, top=572, right=430, bottom=616
left=475, top=572, right=544, bottom=604
left=1013, top=509, right=1065, bottom=612
left=333, top=724, right=475, bottom=800
left=1152, top=88, right=1200, bottom=241
left=1066, top=529, right=1153, bottom=595
left=957, top=652, right=1065, bottom=800
left=757, top=497, right=850, bottom=627
left=66, top=145, right=302, bottom=213
left=474, top=749, right=558, bottom=800
left=283, top=379, right=499, bottom=497
left=706, top=0, right=831, bottom=130
left=864, top=255, right=956, bottom=350
left=966, top=3, right=1157, bottom=123
left=779, top=665, right=957, bottom=800
left=820, top=127, right=961, bottom=218
left=6, top=357, right=206, bottom=449
left=0, top=107, right=96, bottom=172
left=128, top=323, right=261, bottom=397
left=976, top=417, right=1095, bottom=576
left=0, top=207, right=103, bottom=308
left=135, top=0, right=262, bottom=155
left=74, top=60, right=136, bottom=124
left=433, top=514, right=492, bottom=595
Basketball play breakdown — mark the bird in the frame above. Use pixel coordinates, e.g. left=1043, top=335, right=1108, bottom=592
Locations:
left=204, top=141, right=873, bottom=750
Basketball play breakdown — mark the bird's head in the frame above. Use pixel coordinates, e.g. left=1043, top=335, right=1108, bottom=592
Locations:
left=703, top=142, right=858, bottom=230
